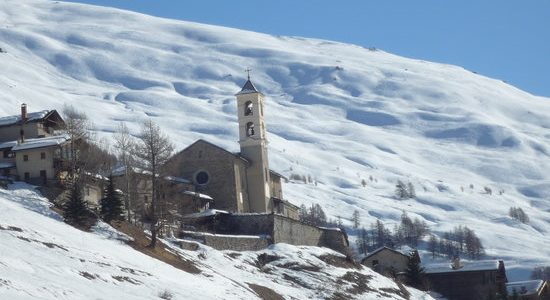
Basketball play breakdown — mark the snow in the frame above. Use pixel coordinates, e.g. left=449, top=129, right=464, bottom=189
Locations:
left=0, top=162, right=16, bottom=169
left=0, top=185, right=429, bottom=299
left=506, top=280, right=544, bottom=296
left=0, top=0, right=547, bottom=284
left=11, top=134, right=70, bottom=151
left=182, top=190, right=213, bottom=200
left=0, top=110, right=49, bottom=127
left=182, top=209, right=229, bottom=218
left=424, top=260, right=500, bottom=274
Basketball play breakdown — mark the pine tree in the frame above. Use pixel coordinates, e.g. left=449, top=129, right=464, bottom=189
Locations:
left=395, top=180, right=409, bottom=199
left=100, top=176, right=124, bottom=223
left=405, top=250, right=425, bottom=289
left=64, top=181, right=91, bottom=227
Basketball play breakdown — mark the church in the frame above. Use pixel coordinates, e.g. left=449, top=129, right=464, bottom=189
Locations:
left=167, top=75, right=299, bottom=219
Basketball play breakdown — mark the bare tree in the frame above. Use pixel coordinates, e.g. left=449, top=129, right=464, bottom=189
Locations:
left=133, top=120, right=173, bottom=247
left=113, top=122, right=136, bottom=222
left=62, top=105, right=93, bottom=181
left=352, top=210, right=360, bottom=229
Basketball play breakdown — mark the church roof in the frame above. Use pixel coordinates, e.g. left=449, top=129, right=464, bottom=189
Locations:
left=178, top=139, right=250, bottom=164
left=236, top=79, right=262, bottom=95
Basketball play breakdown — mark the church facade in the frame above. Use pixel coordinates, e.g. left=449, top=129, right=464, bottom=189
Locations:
left=167, top=77, right=298, bottom=218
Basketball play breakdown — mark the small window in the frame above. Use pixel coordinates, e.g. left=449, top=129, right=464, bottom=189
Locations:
left=244, top=101, right=253, bottom=116
left=41, top=152, right=46, bottom=159
left=24, top=172, right=30, bottom=181
left=23, top=155, right=29, bottom=162
left=372, top=260, right=379, bottom=266
left=246, top=122, right=255, bottom=137
left=198, top=150, right=202, bottom=158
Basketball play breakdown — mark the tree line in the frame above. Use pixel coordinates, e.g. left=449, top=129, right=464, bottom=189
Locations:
left=60, top=105, right=173, bottom=248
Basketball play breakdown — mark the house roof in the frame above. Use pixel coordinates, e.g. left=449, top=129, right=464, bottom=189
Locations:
left=269, top=169, right=288, bottom=181
left=0, top=110, right=64, bottom=128
left=424, top=260, right=500, bottom=274
left=235, top=79, right=261, bottom=95
left=506, top=280, right=545, bottom=296
left=0, top=162, right=16, bottom=169
left=11, top=134, right=70, bottom=152
left=271, top=197, right=299, bottom=210
left=363, top=246, right=412, bottom=262
left=183, top=190, right=213, bottom=201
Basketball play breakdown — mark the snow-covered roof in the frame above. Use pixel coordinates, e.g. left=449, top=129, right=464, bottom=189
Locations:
left=0, top=110, right=51, bottom=127
left=364, top=246, right=411, bottom=260
left=506, top=280, right=545, bottom=296
left=424, top=260, right=500, bottom=274
left=11, top=134, right=70, bottom=151
left=183, top=190, right=213, bottom=200
left=182, top=209, right=228, bottom=219
left=165, top=176, right=192, bottom=184
left=0, top=162, right=16, bottom=169
left=0, top=140, right=18, bottom=149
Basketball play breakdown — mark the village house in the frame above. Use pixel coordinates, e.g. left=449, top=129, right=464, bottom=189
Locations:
left=166, top=76, right=299, bottom=219
left=424, top=259, right=508, bottom=300
left=0, top=104, right=70, bottom=185
left=361, top=246, right=412, bottom=278
left=506, top=280, right=550, bottom=300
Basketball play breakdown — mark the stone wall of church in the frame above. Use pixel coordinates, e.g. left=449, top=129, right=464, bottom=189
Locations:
left=180, top=231, right=270, bottom=251
left=209, top=213, right=349, bottom=253
left=166, top=141, right=249, bottom=213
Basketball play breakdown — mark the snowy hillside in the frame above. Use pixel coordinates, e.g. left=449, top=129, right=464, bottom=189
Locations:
left=0, top=0, right=548, bottom=281
left=0, top=184, right=432, bottom=299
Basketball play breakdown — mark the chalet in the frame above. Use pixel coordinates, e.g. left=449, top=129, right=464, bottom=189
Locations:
left=424, top=259, right=508, bottom=300
left=361, top=246, right=412, bottom=278
left=506, top=280, right=549, bottom=300
left=0, top=104, right=69, bottom=184
left=0, top=104, right=64, bottom=143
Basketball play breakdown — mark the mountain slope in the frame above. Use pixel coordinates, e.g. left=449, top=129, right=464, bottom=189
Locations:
left=0, top=0, right=548, bottom=281
left=0, top=184, right=432, bottom=299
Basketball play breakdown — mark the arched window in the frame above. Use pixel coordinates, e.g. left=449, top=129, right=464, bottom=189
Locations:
left=246, top=122, right=255, bottom=137
left=244, top=101, right=253, bottom=116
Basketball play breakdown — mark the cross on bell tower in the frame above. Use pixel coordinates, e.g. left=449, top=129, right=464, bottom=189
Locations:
left=235, top=71, right=271, bottom=213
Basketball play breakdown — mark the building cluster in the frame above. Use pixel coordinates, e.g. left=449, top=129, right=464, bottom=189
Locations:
left=361, top=246, right=549, bottom=300
left=0, top=77, right=348, bottom=254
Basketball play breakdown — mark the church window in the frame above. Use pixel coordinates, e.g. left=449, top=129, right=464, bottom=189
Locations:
left=198, top=150, right=202, bottom=158
left=260, top=103, right=264, bottom=116
left=246, top=122, right=255, bottom=137
left=195, top=170, right=210, bottom=185
left=244, top=101, right=253, bottom=116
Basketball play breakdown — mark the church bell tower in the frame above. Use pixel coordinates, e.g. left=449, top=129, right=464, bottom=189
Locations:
left=236, top=71, right=271, bottom=213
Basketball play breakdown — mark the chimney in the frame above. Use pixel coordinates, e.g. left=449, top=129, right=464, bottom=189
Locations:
left=451, top=256, right=462, bottom=270
left=21, top=103, right=28, bottom=122
left=20, top=103, right=27, bottom=143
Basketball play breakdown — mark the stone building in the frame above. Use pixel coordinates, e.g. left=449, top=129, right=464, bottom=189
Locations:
left=166, top=77, right=298, bottom=218
left=361, top=246, right=412, bottom=278
left=424, top=259, right=508, bottom=300
left=0, top=104, right=70, bottom=184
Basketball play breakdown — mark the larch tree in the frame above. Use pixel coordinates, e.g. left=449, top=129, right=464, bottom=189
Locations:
left=113, top=122, right=136, bottom=222
left=133, top=119, right=173, bottom=248
left=352, top=210, right=360, bottom=229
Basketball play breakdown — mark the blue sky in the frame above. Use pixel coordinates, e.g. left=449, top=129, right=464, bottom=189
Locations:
left=65, top=0, right=550, bottom=97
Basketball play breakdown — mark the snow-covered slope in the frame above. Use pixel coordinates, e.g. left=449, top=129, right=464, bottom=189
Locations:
left=0, top=184, right=432, bottom=299
left=0, top=0, right=548, bottom=281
